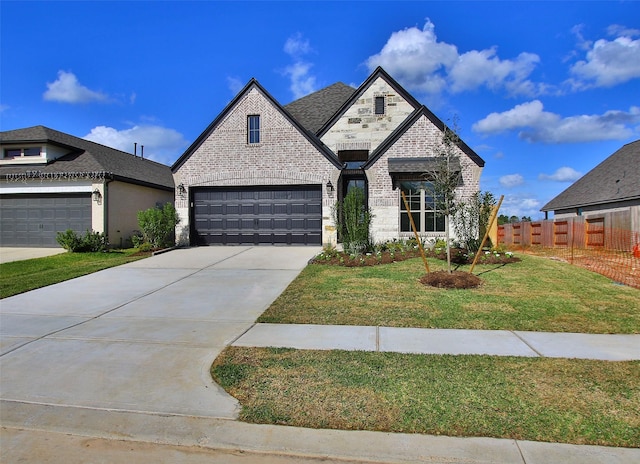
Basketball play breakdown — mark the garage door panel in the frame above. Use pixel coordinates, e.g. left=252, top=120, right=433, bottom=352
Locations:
left=0, top=194, right=91, bottom=247
left=193, top=186, right=321, bottom=246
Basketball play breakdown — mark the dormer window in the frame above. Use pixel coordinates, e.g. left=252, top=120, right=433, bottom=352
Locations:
left=4, top=147, right=42, bottom=159
left=248, top=115, right=260, bottom=144
left=374, top=96, right=385, bottom=115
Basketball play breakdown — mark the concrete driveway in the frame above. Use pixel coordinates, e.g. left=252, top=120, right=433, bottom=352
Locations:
left=0, top=246, right=318, bottom=419
left=0, top=247, right=66, bottom=264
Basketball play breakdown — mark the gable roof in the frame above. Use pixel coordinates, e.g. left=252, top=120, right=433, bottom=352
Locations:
left=0, top=126, right=174, bottom=189
left=541, top=139, right=640, bottom=212
left=284, top=82, right=357, bottom=134
left=316, top=67, right=423, bottom=138
left=172, top=79, right=342, bottom=171
left=362, top=106, right=485, bottom=169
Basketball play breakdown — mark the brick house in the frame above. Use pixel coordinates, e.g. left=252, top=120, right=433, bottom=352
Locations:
left=172, top=67, right=485, bottom=246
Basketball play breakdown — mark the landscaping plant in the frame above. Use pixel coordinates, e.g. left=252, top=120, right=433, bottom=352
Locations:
left=56, top=229, right=108, bottom=252
left=332, top=187, right=373, bottom=255
left=424, top=120, right=463, bottom=273
left=136, top=202, right=180, bottom=249
left=454, top=191, right=496, bottom=253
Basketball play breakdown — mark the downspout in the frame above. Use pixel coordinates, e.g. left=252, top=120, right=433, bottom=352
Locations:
left=104, top=175, right=113, bottom=247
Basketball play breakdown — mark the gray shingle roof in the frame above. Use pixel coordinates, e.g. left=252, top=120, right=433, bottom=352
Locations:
left=541, top=139, right=640, bottom=212
left=284, top=82, right=356, bottom=134
left=1, top=126, right=174, bottom=189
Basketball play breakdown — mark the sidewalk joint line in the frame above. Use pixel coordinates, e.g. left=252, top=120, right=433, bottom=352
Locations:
left=376, top=326, right=380, bottom=352
left=511, top=331, right=544, bottom=357
left=515, top=440, right=528, bottom=464
left=229, top=322, right=257, bottom=346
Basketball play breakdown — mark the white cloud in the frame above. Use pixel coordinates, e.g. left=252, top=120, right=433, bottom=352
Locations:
left=539, top=167, right=582, bottom=182
left=226, top=76, right=245, bottom=95
left=473, top=100, right=640, bottom=143
left=84, top=124, right=188, bottom=165
left=499, top=174, right=525, bottom=188
left=283, top=33, right=317, bottom=99
left=43, top=70, right=108, bottom=103
left=499, top=194, right=543, bottom=220
left=0, top=104, right=9, bottom=113
left=568, top=26, right=640, bottom=89
left=366, top=19, right=543, bottom=96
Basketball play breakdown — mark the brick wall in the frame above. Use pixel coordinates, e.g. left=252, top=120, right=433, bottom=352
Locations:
left=173, top=86, right=340, bottom=246
left=366, top=115, right=483, bottom=242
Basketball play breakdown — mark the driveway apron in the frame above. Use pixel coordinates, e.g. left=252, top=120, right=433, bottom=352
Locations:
left=0, top=246, right=318, bottom=419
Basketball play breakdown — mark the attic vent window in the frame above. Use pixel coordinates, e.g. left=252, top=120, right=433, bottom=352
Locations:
left=374, top=96, right=385, bottom=115
left=248, top=115, right=260, bottom=144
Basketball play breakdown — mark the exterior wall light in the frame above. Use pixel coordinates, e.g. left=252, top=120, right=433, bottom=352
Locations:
left=326, top=180, right=334, bottom=194
left=92, top=188, right=102, bottom=202
left=177, top=183, right=186, bottom=196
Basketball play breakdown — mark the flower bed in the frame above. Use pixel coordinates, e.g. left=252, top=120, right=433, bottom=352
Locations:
left=312, top=242, right=520, bottom=268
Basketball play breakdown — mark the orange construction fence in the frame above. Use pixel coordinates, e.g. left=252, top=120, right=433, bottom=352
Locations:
left=498, top=220, right=640, bottom=290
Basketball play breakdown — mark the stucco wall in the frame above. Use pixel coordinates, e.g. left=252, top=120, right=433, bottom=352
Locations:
left=106, top=181, right=173, bottom=248
left=173, top=86, right=341, bottom=246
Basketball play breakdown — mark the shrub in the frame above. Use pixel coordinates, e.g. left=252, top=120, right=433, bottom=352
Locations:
left=333, top=187, right=373, bottom=255
left=56, top=229, right=108, bottom=252
left=136, top=203, right=180, bottom=249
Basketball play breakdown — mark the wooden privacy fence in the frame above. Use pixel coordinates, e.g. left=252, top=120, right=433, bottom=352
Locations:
left=498, top=219, right=640, bottom=289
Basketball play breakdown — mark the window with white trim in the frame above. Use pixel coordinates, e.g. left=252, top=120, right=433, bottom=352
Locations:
left=3, top=147, right=42, bottom=159
left=247, top=115, right=260, bottom=144
left=399, top=181, right=445, bottom=233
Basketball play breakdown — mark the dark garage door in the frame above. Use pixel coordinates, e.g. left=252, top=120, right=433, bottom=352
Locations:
left=193, top=185, right=322, bottom=245
left=0, top=194, right=92, bottom=247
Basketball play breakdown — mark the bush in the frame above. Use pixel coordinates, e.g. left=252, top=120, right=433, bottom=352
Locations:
left=56, top=229, right=108, bottom=252
left=137, top=203, right=180, bottom=249
left=333, top=187, right=373, bottom=255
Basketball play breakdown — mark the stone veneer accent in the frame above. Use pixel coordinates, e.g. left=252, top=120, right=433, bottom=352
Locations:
left=321, top=77, right=415, bottom=154
left=173, top=72, right=484, bottom=247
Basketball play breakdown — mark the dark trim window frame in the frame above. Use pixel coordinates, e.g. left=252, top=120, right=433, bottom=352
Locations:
left=374, top=96, right=385, bottom=115
left=399, top=180, right=445, bottom=233
left=247, top=115, right=260, bottom=144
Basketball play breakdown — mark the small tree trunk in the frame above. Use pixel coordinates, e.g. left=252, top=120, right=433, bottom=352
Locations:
left=445, top=215, right=452, bottom=273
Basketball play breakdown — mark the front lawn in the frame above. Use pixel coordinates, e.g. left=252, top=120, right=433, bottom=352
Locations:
left=212, top=348, right=640, bottom=448
left=259, top=254, right=640, bottom=334
left=0, top=249, right=150, bottom=298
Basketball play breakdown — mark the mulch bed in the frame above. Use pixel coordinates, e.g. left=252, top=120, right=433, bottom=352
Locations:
left=311, top=250, right=423, bottom=267
left=419, top=270, right=483, bottom=289
left=311, top=247, right=520, bottom=289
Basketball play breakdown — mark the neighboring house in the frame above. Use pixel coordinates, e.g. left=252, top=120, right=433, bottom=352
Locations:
left=172, top=67, right=485, bottom=246
left=541, top=139, right=640, bottom=235
left=0, top=126, right=175, bottom=248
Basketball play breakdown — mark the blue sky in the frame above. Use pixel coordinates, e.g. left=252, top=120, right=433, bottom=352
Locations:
left=2, top=1, right=639, bottom=219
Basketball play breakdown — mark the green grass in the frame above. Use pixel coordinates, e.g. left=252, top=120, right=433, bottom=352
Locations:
left=212, top=347, right=640, bottom=447
left=0, top=250, right=150, bottom=298
left=259, top=254, right=640, bottom=333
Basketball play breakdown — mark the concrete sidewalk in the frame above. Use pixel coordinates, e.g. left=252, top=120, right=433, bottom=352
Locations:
left=1, top=246, right=638, bottom=463
left=234, top=323, right=640, bottom=361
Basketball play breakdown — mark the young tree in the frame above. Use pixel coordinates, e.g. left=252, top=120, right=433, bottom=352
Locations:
left=425, top=121, right=463, bottom=273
